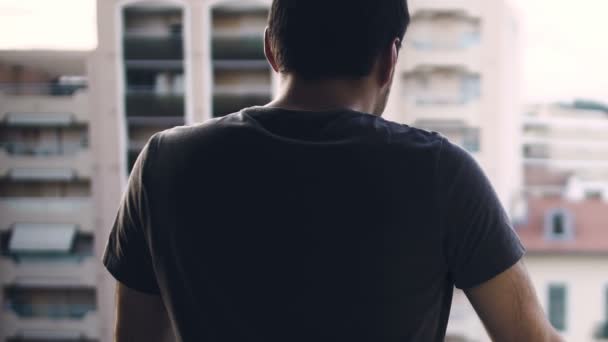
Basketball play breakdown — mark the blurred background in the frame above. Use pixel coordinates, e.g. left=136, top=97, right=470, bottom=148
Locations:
left=0, top=0, right=607, bottom=341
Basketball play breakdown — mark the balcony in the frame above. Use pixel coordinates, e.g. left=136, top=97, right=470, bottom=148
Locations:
left=0, top=148, right=92, bottom=180
left=0, top=258, right=96, bottom=288
left=123, top=35, right=183, bottom=61
left=0, top=198, right=93, bottom=233
left=125, top=89, right=185, bottom=125
left=0, top=89, right=88, bottom=125
left=0, top=83, right=86, bottom=97
left=0, top=224, right=94, bottom=261
left=6, top=333, right=98, bottom=342
left=415, top=119, right=480, bottom=153
left=3, top=285, right=96, bottom=319
left=212, top=35, right=265, bottom=61
left=211, top=84, right=271, bottom=117
left=401, top=44, right=480, bottom=72
left=404, top=101, right=480, bottom=126
left=523, top=142, right=608, bottom=162
left=1, top=312, right=99, bottom=342
left=408, top=0, right=482, bottom=19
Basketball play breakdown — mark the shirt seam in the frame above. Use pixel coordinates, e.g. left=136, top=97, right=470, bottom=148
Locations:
left=435, top=136, right=448, bottom=272
left=139, top=132, right=161, bottom=293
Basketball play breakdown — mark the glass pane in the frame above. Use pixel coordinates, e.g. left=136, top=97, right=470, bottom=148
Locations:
left=548, top=284, right=567, bottom=331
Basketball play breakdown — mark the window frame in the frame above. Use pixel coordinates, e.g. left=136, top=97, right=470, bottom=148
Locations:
left=544, top=208, right=574, bottom=241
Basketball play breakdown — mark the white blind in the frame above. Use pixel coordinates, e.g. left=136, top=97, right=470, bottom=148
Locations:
left=6, top=112, right=73, bottom=126
left=9, top=223, right=77, bottom=253
left=10, top=168, right=75, bottom=181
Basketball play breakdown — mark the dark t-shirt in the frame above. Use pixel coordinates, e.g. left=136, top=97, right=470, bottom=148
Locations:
left=103, top=106, right=524, bottom=341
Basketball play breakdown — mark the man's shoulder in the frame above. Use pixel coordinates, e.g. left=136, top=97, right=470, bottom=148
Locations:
left=370, top=116, right=445, bottom=149
left=153, top=111, right=246, bottom=146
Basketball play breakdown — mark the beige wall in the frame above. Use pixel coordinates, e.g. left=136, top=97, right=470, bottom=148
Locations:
left=385, top=0, right=523, bottom=212
left=524, top=105, right=608, bottom=186
left=0, top=54, right=95, bottom=340
left=442, top=254, right=608, bottom=342
left=90, top=1, right=254, bottom=339
left=526, top=255, right=608, bottom=342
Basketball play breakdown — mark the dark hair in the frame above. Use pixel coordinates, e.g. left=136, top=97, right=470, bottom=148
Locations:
left=268, top=0, right=410, bottom=80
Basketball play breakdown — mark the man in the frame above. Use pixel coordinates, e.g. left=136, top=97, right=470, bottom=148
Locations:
left=103, top=0, right=562, bottom=341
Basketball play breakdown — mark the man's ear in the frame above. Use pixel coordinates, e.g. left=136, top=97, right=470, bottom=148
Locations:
left=378, top=38, right=400, bottom=88
left=264, top=27, right=280, bottom=73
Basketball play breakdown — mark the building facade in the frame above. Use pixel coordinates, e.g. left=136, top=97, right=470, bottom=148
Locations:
left=523, top=101, right=608, bottom=200
left=0, top=52, right=99, bottom=341
left=89, top=1, right=275, bottom=340
left=442, top=195, right=608, bottom=342
left=517, top=196, right=608, bottom=342
left=0, top=0, right=524, bottom=340
left=385, top=0, right=523, bottom=212
left=89, top=0, right=523, bottom=340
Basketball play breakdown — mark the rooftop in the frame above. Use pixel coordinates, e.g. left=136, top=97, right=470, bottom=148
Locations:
left=516, top=196, right=608, bottom=254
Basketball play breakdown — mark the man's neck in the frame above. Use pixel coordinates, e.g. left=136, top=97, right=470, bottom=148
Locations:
left=266, top=73, right=379, bottom=114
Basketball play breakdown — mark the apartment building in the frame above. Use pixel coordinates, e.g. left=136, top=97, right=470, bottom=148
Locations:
left=385, top=0, right=523, bottom=212
left=90, top=0, right=523, bottom=340
left=0, top=51, right=99, bottom=341
left=90, top=1, right=274, bottom=340
left=517, top=196, right=608, bottom=342
left=443, top=194, right=608, bottom=342
left=523, top=101, right=608, bottom=199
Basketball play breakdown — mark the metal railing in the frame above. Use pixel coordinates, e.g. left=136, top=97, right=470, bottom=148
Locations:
left=123, top=35, right=184, bottom=60
left=125, top=88, right=185, bottom=118
left=212, top=35, right=265, bottom=60
left=213, top=92, right=271, bottom=118
left=0, top=83, right=87, bottom=96
left=410, top=32, right=481, bottom=51
left=0, top=142, right=87, bottom=156
left=6, top=303, right=96, bottom=319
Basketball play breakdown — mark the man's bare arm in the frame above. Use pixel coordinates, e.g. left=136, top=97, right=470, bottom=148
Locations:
left=464, top=261, right=563, bottom=342
left=114, top=282, right=174, bottom=342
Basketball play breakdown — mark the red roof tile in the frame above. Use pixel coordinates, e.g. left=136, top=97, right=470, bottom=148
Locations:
left=515, top=196, right=608, bottom=254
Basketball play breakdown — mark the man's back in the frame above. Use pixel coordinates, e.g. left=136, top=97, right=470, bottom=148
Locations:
left=104, top=107, right=524, bottom=341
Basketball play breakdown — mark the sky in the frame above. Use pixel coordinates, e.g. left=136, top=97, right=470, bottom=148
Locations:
left=0, top=0, right=606, bottom=104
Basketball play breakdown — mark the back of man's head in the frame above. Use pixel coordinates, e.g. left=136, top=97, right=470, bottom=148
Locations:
left=267, top=0, right=410, bottom=80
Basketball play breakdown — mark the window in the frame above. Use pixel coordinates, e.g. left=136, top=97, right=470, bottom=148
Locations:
left=544, top=208, right=574, bottom=241
left=3, top=286, right=97, bottom=319
left=460, top=30, right=480, bottom=48
left=552, top=213, right=565, bottom=235
left=548, top=284, right=567, bottom=331
left=596, top=287, right=608, bottom=338
left=460, top=74, right=481, bottom=103
left=605, top=286, right=608, bottom=321
left=462, top=128, right=480, bottom=153
left=9, top=224, right=76, bottom=254
left=585, top=190, right=602, bottom=200
left=523, top=144, right=549, bottom=159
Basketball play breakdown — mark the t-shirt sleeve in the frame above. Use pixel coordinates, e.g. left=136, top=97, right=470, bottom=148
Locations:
left=437, top=138, right=525, bottom=289
left=102, top=134, right=160, bottom=294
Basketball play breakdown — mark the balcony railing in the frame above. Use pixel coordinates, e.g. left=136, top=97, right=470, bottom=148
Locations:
left=212, top=35, right=265, bottom=60
left=0, top=198, right=93, bottom=232
left=410, top=32, right=480, bottom=51
left=1, top=230, right=94, bottom=262
left=125, top=88, right=185, bottom=118
left=6, top=303, right=96, bottom=320
left=0, top=142, right=86, bottom=156
left=0, top=83, right=87, bottom=96
left=123, top=35, right=183, bottom=60
left=213, top=93, right=271, bottom=118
